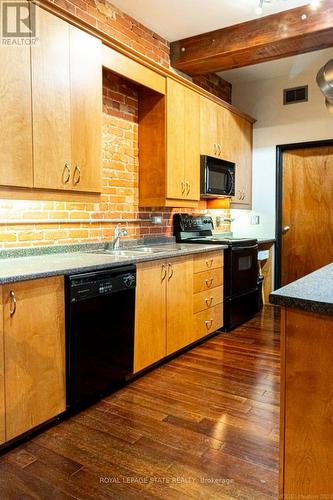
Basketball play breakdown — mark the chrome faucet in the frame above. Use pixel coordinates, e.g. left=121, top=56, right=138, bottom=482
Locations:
left=112, top=224, right=128, bottom=249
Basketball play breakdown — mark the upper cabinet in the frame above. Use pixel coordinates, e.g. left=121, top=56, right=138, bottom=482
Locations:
left=200, top=95, right=253, bottom=209
left=0, top=42, right=33, bottom=188
left=0, top=6, right=102, bottom=194
left=139, top=78, right=200, bottom=207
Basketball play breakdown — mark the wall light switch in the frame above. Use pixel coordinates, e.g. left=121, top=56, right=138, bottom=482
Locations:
left=251, top=215, right=260, bottom=225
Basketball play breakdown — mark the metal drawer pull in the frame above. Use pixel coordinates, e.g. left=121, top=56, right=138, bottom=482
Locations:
left=73, top=165, right=81, bottom=185
left=161, top=264, right=167, bottom=282
left=9, top=290, right=17, bottom=316
left=205, top=319, right=213, bottom=329
left=206, top=258, right=213, bottom=268
left=205, top=278, right=213, bottom=288
left=181, top=181, right=185, bottom=195
left=205, top=297, right=213, bottom=307
left=186, top=181, right=190, bottom=195
left=62, top=163, right=71, bottom=184
left=168, top=263, right=173, bottom=280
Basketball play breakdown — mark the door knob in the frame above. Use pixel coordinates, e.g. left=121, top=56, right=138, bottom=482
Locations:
left=282, top=225, right=291, bottom=234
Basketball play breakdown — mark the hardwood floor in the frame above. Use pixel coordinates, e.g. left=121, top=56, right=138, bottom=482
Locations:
left=0, top=306, right=280, bottom=499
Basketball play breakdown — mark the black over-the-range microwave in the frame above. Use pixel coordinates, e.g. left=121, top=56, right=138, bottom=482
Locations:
left=200, top=155, right=235, bottom=198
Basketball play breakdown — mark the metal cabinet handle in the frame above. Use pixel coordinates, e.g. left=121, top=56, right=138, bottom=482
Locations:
left=205, top=297, right=213, bottom=307
left=213, top=143, right=217, bottom=155
left=168, top=263, right=173, bottom=280
left=186, top=181, right=190, bottom=195
left=238, top=190, right=242, bottom=200
left=205, top=278, right=213, bottom=288
left=242, top=190, right=246, bottom=200
left=206, top=258, right=213, bottom=268
left=217, top=144, right=222, bottom=156
left=62, top=163, right=71, bottom=184
left=161, top=264, right=167, bottom=281
left=73, top=165, right=81, bottom=185
left=205, top=319, right=213, bottom=329
left=181, top=180, right=185, bottom=195
left=9, top=290, right=17, bottom=316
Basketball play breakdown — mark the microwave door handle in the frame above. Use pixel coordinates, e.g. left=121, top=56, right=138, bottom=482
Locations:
left=226, top=170, right=234, bottom=195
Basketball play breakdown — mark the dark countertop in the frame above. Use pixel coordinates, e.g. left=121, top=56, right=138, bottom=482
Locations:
left=0, top=243, right=227, bottom=284
left=269, top=263, right=333, bottom=315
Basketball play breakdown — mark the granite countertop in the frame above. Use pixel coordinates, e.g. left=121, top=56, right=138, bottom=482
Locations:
left=0, top=243, right=227, bottom=285
left=269, top=263, right=333, bottom=315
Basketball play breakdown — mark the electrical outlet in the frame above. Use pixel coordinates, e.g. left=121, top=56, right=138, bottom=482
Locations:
left=151, top=216, right=162, bottom=224
left=251, top=215, right=260, bottom=225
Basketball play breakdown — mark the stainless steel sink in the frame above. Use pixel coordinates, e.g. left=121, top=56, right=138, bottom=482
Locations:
left=88, top=245, right=185, bottom=257
left=88, top=249, right=143, bottom=258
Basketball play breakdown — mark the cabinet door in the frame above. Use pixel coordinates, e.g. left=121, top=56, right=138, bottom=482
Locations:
left=32, top=7, right=72, bottom=191
left=4, top=277, right=66, bottom=441
left=0, top=288, right=5, bottom=444
left=166, top=256, right=194, bottom=355
left=200, top=96, right=218, bottom=157
left=0, top=20, right=33, bottom=188
left=166, top=78, right=185, bottom=199
left=134, top=260, right=167, bottom=372
left=231, top=115, right=253, bottom=208
left=70, top=26, right=102, bottom=193
left=184, top=88, right=200, bottom=201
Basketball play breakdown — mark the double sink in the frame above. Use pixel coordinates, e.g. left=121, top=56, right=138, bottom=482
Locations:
left=89, top=245, right=186, bottom=259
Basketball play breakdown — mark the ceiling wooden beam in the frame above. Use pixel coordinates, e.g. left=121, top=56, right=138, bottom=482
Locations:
left=170, top=1, right=333, bottom=75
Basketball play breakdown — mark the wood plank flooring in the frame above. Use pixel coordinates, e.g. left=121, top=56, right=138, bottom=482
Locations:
left=0, top=306, right=280, bottom=499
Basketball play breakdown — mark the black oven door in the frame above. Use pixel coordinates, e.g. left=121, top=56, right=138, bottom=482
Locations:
left=225, top=245, right=258, bottom=297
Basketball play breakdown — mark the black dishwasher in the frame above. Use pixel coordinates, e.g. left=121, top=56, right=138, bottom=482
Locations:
left=66, top=265, right=136, bottom=409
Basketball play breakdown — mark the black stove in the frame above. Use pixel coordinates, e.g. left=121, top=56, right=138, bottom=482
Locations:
left=174, top=214, right=260, bottom=331
left=173, top=213, right=257, bottom=247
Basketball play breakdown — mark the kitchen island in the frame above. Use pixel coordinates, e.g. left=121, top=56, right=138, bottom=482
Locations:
left=270, top=264, right=333, bottom=499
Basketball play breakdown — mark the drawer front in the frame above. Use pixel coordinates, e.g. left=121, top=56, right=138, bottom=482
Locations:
left=193, top=286, right=223, bottom=314
left=194, top=251, right=224, bottom=273
left=194, top=304, right=223, bottom=340
left=193, top=268, right=223, bottom=293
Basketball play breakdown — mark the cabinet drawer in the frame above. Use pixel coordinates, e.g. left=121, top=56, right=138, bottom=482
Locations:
left=193, top=286, right=223, bottom=314
left=194, top=304, right=223, bottom=340
left=194, top=251, right=223, bottom=273
left=193, top=268, right=223, bottom=293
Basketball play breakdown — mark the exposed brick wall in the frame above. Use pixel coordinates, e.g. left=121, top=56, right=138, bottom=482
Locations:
left=192, top=74, right=232, bottom=104
left=0, top=1, right=232, bottom=248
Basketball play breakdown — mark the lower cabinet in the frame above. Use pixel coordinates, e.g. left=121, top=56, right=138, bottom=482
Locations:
left=192, top=251, right=224, bottom=341
left=0, top=292, right=4, bottom=445
left=134, top=255, right=193, bottom=372
left=1, top=277, right=66, bottom=443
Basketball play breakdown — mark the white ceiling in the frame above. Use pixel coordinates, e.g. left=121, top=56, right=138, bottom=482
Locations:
left=109, top=0, right=310, bottom=42
left=218, top=47, right=333, bottom=84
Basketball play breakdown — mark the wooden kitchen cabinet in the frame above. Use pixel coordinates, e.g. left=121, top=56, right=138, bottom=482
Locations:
left=139, top=80, right=200, bottom=207
left=230, top=114, right=252, bottom=208
left=134, top=256, right=194, bottom=371
left=2, top=277, right=66, bottom=442
left=134, top=260, right=167, bottom=372
left=200, top=96, right=231, bottom=160
left=0, top=23, right=33, bottom=188
left=32, top=7, right=102, bottom=193
left=166, top=256, right=194, bottom=355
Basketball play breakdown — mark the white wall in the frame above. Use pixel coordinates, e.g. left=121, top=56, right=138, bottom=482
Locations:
left=230, top=54, right=333, bottom=239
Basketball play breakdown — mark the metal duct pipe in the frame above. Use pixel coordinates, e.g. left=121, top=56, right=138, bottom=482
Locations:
left=316, top=59, right=333, bottom=112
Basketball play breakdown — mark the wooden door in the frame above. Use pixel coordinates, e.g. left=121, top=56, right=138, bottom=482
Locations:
left=0, top=287, right=5, bottom=444
left=166, top=78, right=185, bottom=199
left=70, top=26, right=102, bottom=193
left=200, top=96, right=218, bottom=157
left=4, top=277, right=66, bottom=441
left=184, top=87, right=200, bottom=201
left=281, top=145, right=333, bottom=286
left=0, top=7, right=33, bottom=188
left=32, top=7, right=72, bottom=191
left=134, top=260, right=167, bottom=372
left=166, top=256, right=194, bottom=355
left=231, top=114, right=252, bottom=208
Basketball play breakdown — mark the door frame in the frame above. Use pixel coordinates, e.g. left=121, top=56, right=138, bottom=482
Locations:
left=275, top=138, right=333, bottom=290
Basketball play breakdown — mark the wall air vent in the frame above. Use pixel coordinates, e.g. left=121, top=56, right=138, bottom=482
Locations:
left=283, top=85, right=308, bottom=105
